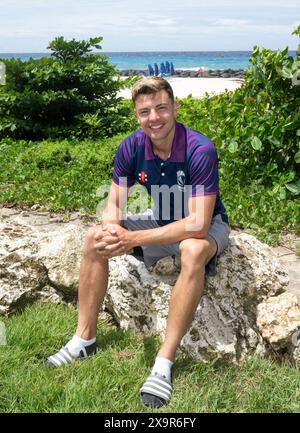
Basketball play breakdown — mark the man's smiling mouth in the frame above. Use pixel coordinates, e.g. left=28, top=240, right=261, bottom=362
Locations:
left=150, top=124, right=164, bottom=130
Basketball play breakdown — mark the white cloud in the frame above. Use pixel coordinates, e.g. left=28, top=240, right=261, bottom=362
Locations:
left=0, top=0, right=299, bottom=51
left=139, top=18, right=176, bottom=27
left=212, top=19, right=251, bottom=28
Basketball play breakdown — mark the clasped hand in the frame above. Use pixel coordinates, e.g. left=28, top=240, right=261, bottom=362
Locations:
left=94, top=223, right=133, bottom=258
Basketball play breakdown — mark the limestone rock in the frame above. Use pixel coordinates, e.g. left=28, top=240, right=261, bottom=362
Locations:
left=257, top=292, right=300, bottom=355
left=105, top=233, right=289, bottom=364
left=0, top=251, right=48, bottom=315
left=35, top=224, right=85, bottom=293
left=0, top=218, right=86, bottom=314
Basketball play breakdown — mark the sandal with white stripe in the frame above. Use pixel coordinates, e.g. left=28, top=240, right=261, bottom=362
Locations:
left=45, top=342, right=97, bottom=368
left=140, top=372, right=173, bottom=408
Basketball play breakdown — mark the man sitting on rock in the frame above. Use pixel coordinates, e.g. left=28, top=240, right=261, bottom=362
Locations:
left=45, top=77, right=230, bottom=408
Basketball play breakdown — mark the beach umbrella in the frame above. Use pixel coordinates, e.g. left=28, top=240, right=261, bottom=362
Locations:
left=160, top=62, right=166, bottom=75
left=165, top=61, right=170, bottom=73
left=154, top=63, right=159, bottom=76
left=148, top=64, right=154, bottom=76
left=170, top=62, right=175, bottom=75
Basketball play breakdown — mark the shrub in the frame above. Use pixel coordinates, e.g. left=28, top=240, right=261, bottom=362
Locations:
left=0, top=37, right=131, bottom=140
left=177, top=29, right=300, bottom=200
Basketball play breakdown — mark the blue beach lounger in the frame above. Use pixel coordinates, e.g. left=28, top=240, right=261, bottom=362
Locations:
left=148, top=64, right=154, bottom=76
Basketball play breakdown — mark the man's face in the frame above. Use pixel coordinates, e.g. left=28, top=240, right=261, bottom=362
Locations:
left=134, top=90, right=177, bottom=145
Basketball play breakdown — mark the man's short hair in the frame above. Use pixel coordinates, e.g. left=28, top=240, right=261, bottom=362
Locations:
left=131, top=77, right=175, bottom=105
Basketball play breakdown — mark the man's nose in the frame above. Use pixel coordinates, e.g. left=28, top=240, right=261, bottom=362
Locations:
left=148, top=109, right=160, bottom=121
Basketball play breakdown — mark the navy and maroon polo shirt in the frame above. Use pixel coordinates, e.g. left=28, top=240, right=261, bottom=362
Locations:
left=113, top=121, right=228, bottom=226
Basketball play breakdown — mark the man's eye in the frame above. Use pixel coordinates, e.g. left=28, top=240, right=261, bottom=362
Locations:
left=158, top=106, right=167, bottom=111
left=140, top=111, right=149, bottom=116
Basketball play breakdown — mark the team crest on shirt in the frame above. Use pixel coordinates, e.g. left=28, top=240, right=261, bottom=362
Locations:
left=138, top=171, right=148, bottom=183
left=177, top=170, right=186, bottom=192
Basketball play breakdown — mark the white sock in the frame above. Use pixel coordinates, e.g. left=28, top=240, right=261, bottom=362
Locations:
left=65, top=335, right=96, bottom=357
left=151, top=357, right=173, bottom=382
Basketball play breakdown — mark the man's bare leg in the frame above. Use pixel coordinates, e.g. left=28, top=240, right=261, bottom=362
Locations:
left=76, top=227, right=109, bottom=340
left=157, top=236, right=217, bottom=361
left=45, top=226, right=113, bottom=367
left=140, top=237, right=217, bottom=408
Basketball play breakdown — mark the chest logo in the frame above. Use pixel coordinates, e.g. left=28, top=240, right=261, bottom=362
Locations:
left=177, top=170, right=186, bottom=192
left=138, top=171, right=148, bottom=183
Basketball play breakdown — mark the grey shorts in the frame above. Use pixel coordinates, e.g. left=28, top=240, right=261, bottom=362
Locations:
left=123, top=211, right=230, bottom=276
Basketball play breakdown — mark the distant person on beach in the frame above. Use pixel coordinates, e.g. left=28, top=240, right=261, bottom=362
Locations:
left=198, top=66, right=206, bottom=76
left=45, top=77, right=230, bottom=408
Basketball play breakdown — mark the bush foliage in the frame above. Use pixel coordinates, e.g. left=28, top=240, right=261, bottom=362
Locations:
left=177, top=43, right=300, bottom=200
left=0, top=36, right=133, bottom=140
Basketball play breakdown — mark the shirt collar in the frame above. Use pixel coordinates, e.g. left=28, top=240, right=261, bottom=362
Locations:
left=144, top=121, right=186, bottom=162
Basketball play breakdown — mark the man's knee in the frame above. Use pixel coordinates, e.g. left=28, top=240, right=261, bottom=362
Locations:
left=179, top=238, right=214, bottom=268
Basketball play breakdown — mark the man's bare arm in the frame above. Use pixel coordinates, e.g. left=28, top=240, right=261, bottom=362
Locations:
left=100, top=181, right=129, bottom=227
left=101, top=194, right=217, bottom=253
left=129, top=194, right=216, bottom=247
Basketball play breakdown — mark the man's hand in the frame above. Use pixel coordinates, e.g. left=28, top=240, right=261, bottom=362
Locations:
left=94, top=223, right=134, bottom=258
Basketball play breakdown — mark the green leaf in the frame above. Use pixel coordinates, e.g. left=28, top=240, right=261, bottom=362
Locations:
left=292, top=25, right=300, bottom=36
left=281, top=47, right=289, bottom=57
left=279, top=186, right=286, bottom=200
left=268, top=136, right=281, bottom=146
left=228, top=139, right=238, bottom=153
left=295, top=151, right=300, bottom=164
left=280, top=66, right=293, bottom=79
left=285, top=181, right=300, bottom=195
left=250, top=137, right=262, bottom=151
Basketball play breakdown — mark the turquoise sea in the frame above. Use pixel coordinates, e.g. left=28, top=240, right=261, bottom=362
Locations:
left=0, top=51, right=296, bottom=71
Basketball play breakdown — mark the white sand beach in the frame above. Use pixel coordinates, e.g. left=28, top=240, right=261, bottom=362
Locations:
left=118, top=77, right=244, bottom=99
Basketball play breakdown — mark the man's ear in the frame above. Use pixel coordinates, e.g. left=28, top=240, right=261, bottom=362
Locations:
left=134, top=109, right=142, bottom=125
left=174, top=100, right=179, bottom=117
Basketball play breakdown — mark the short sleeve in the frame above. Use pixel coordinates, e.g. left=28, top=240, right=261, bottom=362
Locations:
left=113, top=138, right=136, bottom=187
left=188, top=142, right=219, bottom=196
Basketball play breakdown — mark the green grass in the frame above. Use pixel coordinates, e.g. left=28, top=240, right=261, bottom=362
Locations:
left=0, top=301, right=300, bottom=413
left=0, top=137, right=123, bottom=212
left=220, top=177, right=300, bottom=245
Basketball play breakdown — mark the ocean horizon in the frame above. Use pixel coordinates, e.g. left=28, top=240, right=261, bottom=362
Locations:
left=0, top=50, right=296, bottom=71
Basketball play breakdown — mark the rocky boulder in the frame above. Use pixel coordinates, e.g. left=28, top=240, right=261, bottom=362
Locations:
left=0, top=215, right=87, bottom=314
left=105, top=233, right=291, bottom=364
left=257, top=292, right=300, bottom=362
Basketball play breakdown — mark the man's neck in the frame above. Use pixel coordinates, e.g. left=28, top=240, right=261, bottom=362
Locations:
left=151, top=126, right=176, bottom=160
left=153, top=147, right=171, bottom=160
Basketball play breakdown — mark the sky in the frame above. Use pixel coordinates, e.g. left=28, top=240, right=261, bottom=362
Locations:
left=0, top=0, right=299, bottom=52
